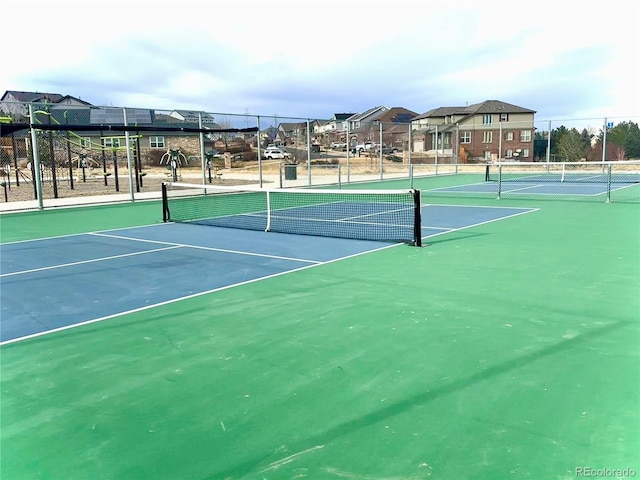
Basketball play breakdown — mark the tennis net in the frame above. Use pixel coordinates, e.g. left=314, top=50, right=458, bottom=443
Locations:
left=485, top=160, right=640, bottom=184
left=162, top=182, right=422, bottom=246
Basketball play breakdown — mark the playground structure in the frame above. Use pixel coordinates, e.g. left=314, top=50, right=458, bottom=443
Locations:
left=0, top=118, right=149, bottom=200
left=160, top=149, right=188, bottom=182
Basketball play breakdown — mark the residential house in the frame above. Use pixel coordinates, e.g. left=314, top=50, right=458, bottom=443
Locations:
left=412, top=100, right=536, bottom=161
left=276, top=121, right=309, bottom=146
left=311, top=119, right=331, bottom=142
left=167, top=110, right=217, bottom=124
left=356, top=107, right=419, bottom=151
left=312, top=113, right=354, bottom=145
left=0, top=90, right=91, bottom=120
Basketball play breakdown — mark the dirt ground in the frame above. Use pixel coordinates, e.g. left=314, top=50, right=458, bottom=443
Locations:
left=0, top=166, right=257, bottom=203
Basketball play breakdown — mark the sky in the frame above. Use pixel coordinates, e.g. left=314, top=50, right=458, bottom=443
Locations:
left=2, top=0, right=639, bottom=125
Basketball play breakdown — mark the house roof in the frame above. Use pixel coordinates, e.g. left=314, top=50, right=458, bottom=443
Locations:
left=332, top=113, right=354, bottom=121
left=1, top=90, right=91, bottom=105
left=169, top=110, right=216, bottom=122
left=368, top=107, right=420, bottom=124
left=465, top=100, right=536, bottom=115
left=416, top=100, right=535, bottom=120
left=2, top=90, right=65, bottom=103
left=347, top=106, right=388, bottom=122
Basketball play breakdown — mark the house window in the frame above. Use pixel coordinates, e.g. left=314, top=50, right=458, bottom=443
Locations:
left=522, top=148, right=529, bottom=157
left=79, top=137, right=91, bottom=148
left=505, top=149, right=513, bottom=158
left=460, top=131, right=471, bottom=144
left=500, top=113, right=508, bottom=121
left=483, top=131, right=493, bottom=143
left=150, top=136, right=165, bottom=149
left=484, top=150, right=492, bottom=160
left=101, top=138, right=120, bottom=149
left=505, top=132, right=514, bottom=141
left=483, top=114, right=492, bottom=125
left=520, top=130, right=531, bottom=142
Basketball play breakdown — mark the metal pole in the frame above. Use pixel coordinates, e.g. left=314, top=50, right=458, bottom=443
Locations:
left=64, top=112, right=74, bottom=190
left=498, top=121, right=503, bottom=162
left=123, top=108, right=135, bottom=201
left=379, top=121, right=383, bottom=180
left=199, top=112, right=206, bottom=185
left=546, top=120, right=551, bottom=165
left=346, top=123, right=351, bottom=183
left=434, top=124, right=439, bottom=175
left=307, top=119, right=311, bottom=187
left=606, top=163, right=612, bottom=203
left=455, top=123, right=460, bottom=174
left=257, top=116, right=263, bottom=188
left=28, top=104, right=44, bottom=210
left=602, top=117, right=608, bottom=162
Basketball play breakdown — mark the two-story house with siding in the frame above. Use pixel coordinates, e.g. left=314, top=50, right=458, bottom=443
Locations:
left=411, top=100, right=536, bottom=162
left=312, top=113, right=354, bottom=145
left=0, top=90, right=92, bottom=120
left=276, top=122, right=309, bottom=146
left=361, top=107, right=419, bottom=151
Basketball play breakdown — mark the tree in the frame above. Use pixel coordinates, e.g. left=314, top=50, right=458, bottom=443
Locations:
left=624, top=122, right=640, bottom=159
left=594, top=121, right=640, bottom=160
left=557, top=128, right=588, bottom=161
left=580, top=128, right=592, bottom=150
left=550, top=125, right=569, bottom=156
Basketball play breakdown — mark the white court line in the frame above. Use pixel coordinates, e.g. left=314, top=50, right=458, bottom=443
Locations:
left=420, top=206, right=539, bottom=242
left=1, top=230, right=319, bottom=279
left=500, top=183, right=547, bottom=193
left=422, top=226, right=453, bottom=231
left=0, top=222, right=166, bottom=246
left=90, top=232, right=321, bottom=264
left=0, top=246, right=182, bottom=278
left=422, top=202, right=534, bottom=210
left=0, top=241, right=399, bottom=346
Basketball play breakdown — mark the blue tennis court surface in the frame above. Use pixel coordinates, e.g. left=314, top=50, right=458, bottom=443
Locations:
left=0, top=204, right=536, bottom=344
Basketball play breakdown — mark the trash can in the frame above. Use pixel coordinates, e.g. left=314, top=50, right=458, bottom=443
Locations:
left=284, top=163, right=297, bottom=180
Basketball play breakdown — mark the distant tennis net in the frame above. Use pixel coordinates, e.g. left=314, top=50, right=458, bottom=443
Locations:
left=485, top=160, right=640, bottom=184
left=162, top=182, right=422, bottom=246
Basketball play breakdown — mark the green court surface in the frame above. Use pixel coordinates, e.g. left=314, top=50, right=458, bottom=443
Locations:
left=1, top=185, right=639, bottom=479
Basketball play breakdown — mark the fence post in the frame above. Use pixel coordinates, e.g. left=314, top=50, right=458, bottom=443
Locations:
left=123, top=108, right=135, bottom=201
left=409, top=164, right=414, bottom=189
left=28, top=104, right=44, bottom=210
left=606, top=163, right=612, bottom=203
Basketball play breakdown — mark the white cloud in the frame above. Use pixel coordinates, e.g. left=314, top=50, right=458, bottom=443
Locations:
left=2, top=0, right=639, bottom=121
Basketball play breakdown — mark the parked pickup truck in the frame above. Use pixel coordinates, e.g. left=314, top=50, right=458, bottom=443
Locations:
left=262, top=147, right=291, bottom=160
left=353, top=143, right=399, bottom=155
left=380, top=146, right=399, bottom=155
left=353, top=142, right=375, bottom=153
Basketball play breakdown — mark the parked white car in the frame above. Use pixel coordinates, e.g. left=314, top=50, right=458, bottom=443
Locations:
left=262, top=147, right=291, bottom=160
